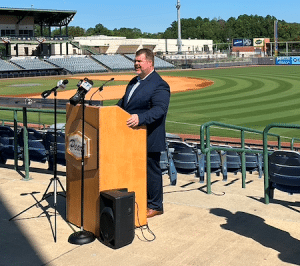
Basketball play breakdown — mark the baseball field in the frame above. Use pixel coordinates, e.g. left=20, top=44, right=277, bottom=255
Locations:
left=1, top=65, right=300, bottom=140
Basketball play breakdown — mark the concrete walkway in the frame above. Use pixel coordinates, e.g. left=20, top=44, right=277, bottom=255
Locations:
left=1, top=160, right=300, bottom=266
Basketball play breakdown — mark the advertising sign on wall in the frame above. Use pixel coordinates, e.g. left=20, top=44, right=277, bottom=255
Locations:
left=233, top=39, right=243, bottom=46
left=275, top=56, right=300, bottom=65
left=276, top=57, right=292, bottom=65
left=243, top=39, right=253, bottom=46
left=253, top=38, right=265, bottom=47
left=292, top=57, right=300, bottom=65
left=233, top=39, right=253, bottom=47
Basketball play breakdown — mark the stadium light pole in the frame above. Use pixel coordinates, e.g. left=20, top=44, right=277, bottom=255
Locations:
left=274, top=20, right=278, bottom=57
left=176, top=0, right=182, bottom=54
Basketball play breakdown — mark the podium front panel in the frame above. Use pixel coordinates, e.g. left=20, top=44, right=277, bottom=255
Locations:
left=66, top=104, right=147, bottom=237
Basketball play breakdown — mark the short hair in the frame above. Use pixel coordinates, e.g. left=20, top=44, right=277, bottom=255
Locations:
left=136, top=48, right=154, bottom=65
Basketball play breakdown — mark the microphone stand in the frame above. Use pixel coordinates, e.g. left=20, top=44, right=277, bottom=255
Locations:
left=68, top=96, right=95, bottom=245
left=9, top=88, right=66, bottom=243
left=89, top=78, right=114, bottom=106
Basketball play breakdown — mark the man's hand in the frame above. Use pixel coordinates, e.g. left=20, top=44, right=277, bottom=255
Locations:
left=126, top=114, right=139, bottom=128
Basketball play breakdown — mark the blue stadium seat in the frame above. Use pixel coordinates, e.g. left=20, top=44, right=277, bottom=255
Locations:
left=204, top=148, right=223, bottom=178
left=43, top=131, right=66, bottom=170
left=220, top=148, right=242, bottom=181
left=168, top=141, right=204, bottom=182
left=18, top=128, right=47, bottom=165
left=160, top=142, right=177, bottom=185
left=268, top=150, right=300, bottom=198
left=244, top=149, right=263, bottom=178
left=0, top=126, right=20, bottom=164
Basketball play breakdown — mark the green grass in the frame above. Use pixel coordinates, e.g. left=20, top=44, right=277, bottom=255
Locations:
left=161, top=66, right=300, bottom=139
left=0, top=75, right=126, bottom=96
left=0, top=74, right=126, bottom=125
left=1, top=66, right=300, bottom=140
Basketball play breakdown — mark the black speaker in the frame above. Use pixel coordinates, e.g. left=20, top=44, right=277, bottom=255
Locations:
left=99, top=188, right=135, bottom=249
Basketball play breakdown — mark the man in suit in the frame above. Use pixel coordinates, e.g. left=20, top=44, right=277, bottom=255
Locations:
left=117, top=48, right=170, bottom=218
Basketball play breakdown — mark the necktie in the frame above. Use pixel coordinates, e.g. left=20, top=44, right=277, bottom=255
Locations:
left=127, top=78, right=141, bottom=103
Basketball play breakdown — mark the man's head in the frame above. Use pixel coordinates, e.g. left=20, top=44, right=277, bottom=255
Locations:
left=134, top=48, right=154, bottom=79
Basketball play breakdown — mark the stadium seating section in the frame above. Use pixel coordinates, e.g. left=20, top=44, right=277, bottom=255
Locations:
left=45, top=55, right=107, bottom=74
left=0, top=54, right=175, bottom=76
left=160, top=136, right=264, bottom=185
left=10, top=57, right=58, bottom=70
left=92, top=54, right=134, bottom=71
left=125, top=54, right=175, bottom=69
left=0, top=125, right=267, bottom=190
left=0, top=58, right=21, bottom=71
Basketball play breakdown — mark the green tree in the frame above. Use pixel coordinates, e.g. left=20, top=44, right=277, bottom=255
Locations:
left=93, top=23, right=111, bottom=36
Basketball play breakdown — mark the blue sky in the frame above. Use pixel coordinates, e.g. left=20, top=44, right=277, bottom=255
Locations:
left=5, top=1, right=300, bottom=33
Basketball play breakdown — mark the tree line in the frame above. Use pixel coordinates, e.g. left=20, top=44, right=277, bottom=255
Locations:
left=45, top=14, right=300, bottom=43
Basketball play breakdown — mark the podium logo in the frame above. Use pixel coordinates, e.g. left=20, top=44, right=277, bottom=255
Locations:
left=67, top=132, right=90, bottom=159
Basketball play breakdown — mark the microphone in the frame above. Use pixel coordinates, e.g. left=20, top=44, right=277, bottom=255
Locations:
left=89, top=78, right=115, bottom=105
left=41, top=79, right=68, bottom=99
left=99, top=77, right=114, bottom=92
left=69, top=78, right=94, bottom=106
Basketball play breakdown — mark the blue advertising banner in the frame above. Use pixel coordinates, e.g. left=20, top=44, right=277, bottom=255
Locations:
left=276, top=56, right=300, bottom=65
left=276, top=57, right=293, bottom=65
left=292, top=57, right=300, bottom=65
left=233, top=39, right=243, bottom=46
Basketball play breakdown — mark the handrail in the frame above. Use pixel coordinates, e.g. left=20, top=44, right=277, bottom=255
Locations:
left=263, top=123, right=300, bottom=204
left=291, top=137, right=300, bottom=150
left=0, top=106, right=66, bottom=179
left=200, top=121, right=281, bottom=194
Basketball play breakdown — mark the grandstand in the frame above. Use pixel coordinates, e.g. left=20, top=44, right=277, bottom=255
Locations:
left=0, top=58, right=21, bottom=71
left=45, top=55, right=107, bottom=74
left=0, top=53, right=175, bottom=77
left=125, top=54, right=175, bottom=69
left=10, top=57, right=58, bottom=70
left=92, top=54, right=133, bottom=71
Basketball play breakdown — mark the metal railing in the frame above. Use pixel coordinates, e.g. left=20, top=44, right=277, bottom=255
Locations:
left=0, top=106, right=66, bottom=179
left=200, top=121, right=281, bottom=194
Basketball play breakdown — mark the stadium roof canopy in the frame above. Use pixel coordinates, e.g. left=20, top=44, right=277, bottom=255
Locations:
left=0, top=7, right=76, bottom=26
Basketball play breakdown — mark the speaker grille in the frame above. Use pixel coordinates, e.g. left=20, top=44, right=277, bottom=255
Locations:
left=100, top=207, right=114, bottom=242
left=99, top=189, right=135, bottom=249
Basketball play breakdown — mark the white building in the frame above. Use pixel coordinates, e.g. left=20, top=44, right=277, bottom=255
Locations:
left=73, top=35, right=213, bottom=55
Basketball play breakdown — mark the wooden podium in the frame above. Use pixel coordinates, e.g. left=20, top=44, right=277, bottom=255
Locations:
left=65, top=104, right=147, bottom=237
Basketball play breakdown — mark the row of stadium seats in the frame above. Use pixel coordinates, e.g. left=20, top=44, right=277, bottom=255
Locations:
left=10, top=57, right=57, bottom=70
left=0, top=58, right=21, bottom=71
left=160, top=139, right=264, bottom=186
left=0, top=126, right=65, bottom=170
left=3, top=124, right=299, bottom=204
left=162, top=138, right=300, bottom=205
left=45, top=56, right=107, bottom=74
left=0, top=54, right=175, bottom=74
left=125, top=54, right=175, bottom=69
left=92, top=54, right=133, bottom=71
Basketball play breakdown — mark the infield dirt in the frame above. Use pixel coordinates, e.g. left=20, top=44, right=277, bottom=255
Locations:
left=29, top=74, right=214, bottom=101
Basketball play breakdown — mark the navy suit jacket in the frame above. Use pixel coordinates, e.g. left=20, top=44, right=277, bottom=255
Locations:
left=117, top=71, right=170, bottom=152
